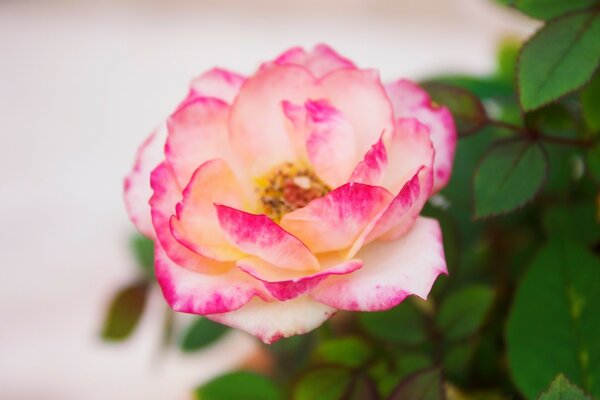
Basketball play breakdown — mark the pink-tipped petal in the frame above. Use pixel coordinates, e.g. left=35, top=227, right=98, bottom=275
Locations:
left=280, top=183, right=393, bottom=254
left=165, top=97, right=232, bottom=187
left=282, top=100, right=309, bottom=160
left=237, top=257, right=363, bottom=301
left=215, top=205, right=319, bottom=271
left=311, top=217, right=447, bottom=311
left=320, top=68, right=394, bottom=157
left=304, top=99, right=358, bottom=187
left=189, top=68, right=245, bottom=104
left=381, top=118, right=435, bottom=194
left=170, top=159, right=246, bottom=261
left=207, top=296, right=337, bottom=344
left=386, top=80, right=457, bottom=192
left=155, top=242, right=266, bottom=315
left=349, top=135, right=388, bottom=187
left=124, top=124, right=168, bottom=238
left=347, top=166, right=433, bottom=258
left=229, top=64, right=321, bottom=176
left=274, top=44, right=356, bottom=78
left=150, top=162, right=226, bottom=273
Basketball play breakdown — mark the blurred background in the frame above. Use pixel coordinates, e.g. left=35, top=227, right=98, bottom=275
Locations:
left=0, top=0, right=537, bottom=398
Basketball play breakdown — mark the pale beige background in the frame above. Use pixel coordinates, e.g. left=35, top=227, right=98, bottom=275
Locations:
left=0, top=0, right=537, bottom=398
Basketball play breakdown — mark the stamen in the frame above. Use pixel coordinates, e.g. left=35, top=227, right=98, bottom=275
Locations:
left=256, top=163, right=330, bottom=221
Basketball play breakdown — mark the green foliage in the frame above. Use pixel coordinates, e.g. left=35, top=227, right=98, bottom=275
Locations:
left=130, top=234, right=154, bottom=279
left=436, top=285, right=494, bottom=342
left=538, top=374, right=591, bottom=400
left=358, top=301, right=427, bottom=345
left=180, top=317, right=229, bottom=352
left=388, top=368, right=445, bottom=400
left=194, top=371, right=282, bottom=400
left=421, top=82, right=488, bottom=136
left=498, top=0, right=598, bottom=20
left=315, top=336, right=371, bottom=368
left=101, top=282, right=148, bottom=341
left=542, top=202, right=600, bottom=245
left=581, top=72, right=600, bottom=134
left=507, top=240, right=600, bottom=398
left=293, top=367, right=352, bottom=400
left=474, top=139, right=548, bottom=218
left=517, top=11, right=600, bottom=111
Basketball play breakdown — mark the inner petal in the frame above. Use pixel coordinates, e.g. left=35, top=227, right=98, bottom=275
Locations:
left=255, top=162, right=331, bottom=222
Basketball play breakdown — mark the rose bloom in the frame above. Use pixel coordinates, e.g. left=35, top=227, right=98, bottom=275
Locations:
left=124, top=44, right=456, bottom=344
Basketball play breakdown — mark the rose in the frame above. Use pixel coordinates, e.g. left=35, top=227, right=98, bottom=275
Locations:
left=124, top=44, right=455, bottom=343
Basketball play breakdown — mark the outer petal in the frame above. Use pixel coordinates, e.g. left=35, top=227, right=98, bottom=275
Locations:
left=320, top=68, right=394, bottom=157
left=229, top=64, right=321, bottom=176
left=124, top=124, right=168, bottom=238
left=207, top=296, right=337, bottom=344
left=347, top=167, right=433, bottom=258
left=215, top=205, right=319, bottom=271
left=311, top=217, right=447, bottom=311
left=165, top=97, right=232, bottom=187
left=349, top=119, right=433, bottom=194
left=304, top=100, right=357, bottom=187
left=150, top=162, right=225, bottom=273
left=155, top=242, right=266, bottom=315
left=385, top=79, right=457, bottom=192
left=189, top=68, right=245, bottom=104
left=280, top=183, right=393, bottom=254
left=237, top=257, right=363, bottom=301
left=274, top=44, right=356, bottom=78
left=170, top=159, right=246, bottom=261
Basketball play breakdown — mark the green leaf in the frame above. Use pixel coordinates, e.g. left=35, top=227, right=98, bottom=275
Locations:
left=496, top=38, right=521, bottom=83
left=130, top=234, right=154, bottom=279
left=474, top=139, right=548, bottom=218
left=517, top=11, right=600, bottom=111
left=581, top=72, right=600, bottom=134
left=421, top=82, right=488, bottom=136
left=506, top=240, right=600, bottom=398
left=586, top=143, right=600, bottom=182
left=194, top=371, right=282, bottom=400
left=501, top=0, right=597, bottom=20
left=294, top=367, right=352, bottom=400
left=358, top=301, right=427, bottom=345
left=436, top=285, right=494, bottom=342
left=315, top=336, right=371, bottom=368
left=388, top=368, right=446, bottom=400
left=180, top=317, right=228, bottom=352
left=101, top=282, right=148, bottom=341
left=542, top=202, right=600, bottom=245
left=370, top=353, right=433, bottom=397
left=538, top=374, right=592, bottom=400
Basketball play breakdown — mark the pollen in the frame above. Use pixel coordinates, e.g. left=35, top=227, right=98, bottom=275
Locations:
left=256, top=162, right=330, bottom=221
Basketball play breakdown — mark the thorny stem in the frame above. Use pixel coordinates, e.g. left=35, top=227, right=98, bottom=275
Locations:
left=486, top=119, right=598, bottom=149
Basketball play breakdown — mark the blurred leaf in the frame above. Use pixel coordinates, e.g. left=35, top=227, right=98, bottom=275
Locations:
left=388, top=368, right=446, bottom=400
left=294, top=367, right=352, bottom=400
left=370, top=353, right=433, bottom=397
left=269, top=334, right=315, bottom=380
left=525, top=103, right=581, bottom=137
left=581, top=72, right=600, bottom=134
left=499, top=0, right=597, bottom=20
left=101, top=281, right=148, bottom=341
left=506, top=240, right=600, bottom=398
left=443, top=341, right=477, bottom=383
left=436, top=285, right=494, bottom=342
left=180, top=317, right=228, bottom=352
left=130, top=234, right=154, bottom=279
left=194, top=371, right=282, bottom=400
left=496, top=38, right=521, bottom=83
left=474, top=139, right=548, bottom=218
left=542, top=202, right=600, bottom=245
left=586, top=144, right=600, bottom=183
left=315, top=336, right=371, bottom=368
left=517, top=11, right=600, bottom=111
left=347, top=375, right=379, bottom=400
left=358, top=301, right=427, bottom=345
left=538, top=374, right=591, bottom=400
left=420, top=82, right=488, bottom=136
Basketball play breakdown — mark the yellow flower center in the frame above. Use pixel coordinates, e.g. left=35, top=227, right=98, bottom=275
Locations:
left=255, top=163, right=330, bottom=221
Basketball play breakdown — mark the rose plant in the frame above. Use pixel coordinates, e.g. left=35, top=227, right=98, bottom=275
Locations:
left=124, top=44, right=456, bottom=343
